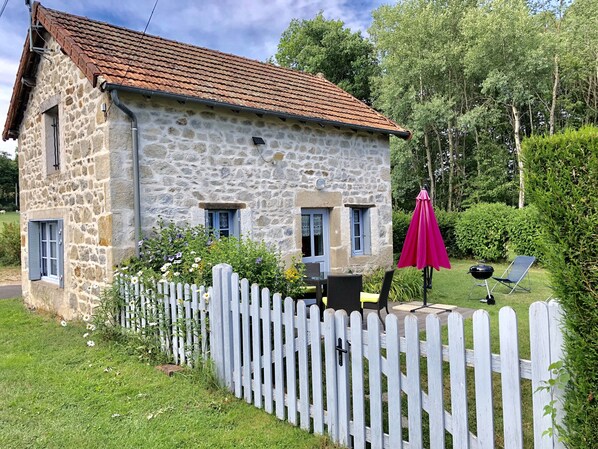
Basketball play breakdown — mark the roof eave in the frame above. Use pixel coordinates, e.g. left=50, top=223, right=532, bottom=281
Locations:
left=102, top=83, right=411, bottom=140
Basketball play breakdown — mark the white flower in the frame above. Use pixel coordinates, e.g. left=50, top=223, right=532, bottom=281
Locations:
left=190, top=250, right=196, bottom=255
left=87, top=323, right=96, bottom=331
left=128, top=301, right=135, bottom=307
left=173, top=272, right=180, bottom=277
left=158, top=278, right=168, bottom=283
left=131, top=276, right=139, bottom=284
left=137, top=271, right=143, bottom=276
left=83, top=332, right=89, bottom=338
left=160, top=264, right=170, bottom=273
left=173, top=260, right=182, bottom=264
left=82, top=314, right=91, bottom=322
left=60, top=320, right=67, bottom=327
left=189, top=268, right=194, bottom=273
left=111, top=413, right=121, bottom=418
left=148, top=322, right=158, bottom=327
left=194, top=257, right=201, bottom=263
left=203, top=292, right=210, bottom=301
left=191, top=263, right=199, bottom=269
left=162, top=271, right=169, bottom=278
left=87, top=340, right=95, bottom=347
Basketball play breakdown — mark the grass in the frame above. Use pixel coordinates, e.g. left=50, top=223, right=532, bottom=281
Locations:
left=401, top=259, right=554, bottom=448
left=0, top=211, right=19, bottom=225
left=0, top=299, right=332, bottom=449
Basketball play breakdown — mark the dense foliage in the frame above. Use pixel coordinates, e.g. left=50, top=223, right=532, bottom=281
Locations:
left=0, top=152, right=18, bottom=211
left=454, top=203, right=514, bottom=261
left=507, top=205, right=545, bottom=262
left=524, top=126, right=598, bottom=447
left=362, top=267, right=422, bottom=302
left=117, top=220, right=304, bottom=299
left=0, top=223, right=20, bottom=266
left=273, top=12, right=379, bottom=103
left=273, top=0, right=597, bottom=211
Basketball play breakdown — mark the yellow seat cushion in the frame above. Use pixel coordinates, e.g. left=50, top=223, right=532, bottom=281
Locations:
left=360, top=292, right=380, bottom=304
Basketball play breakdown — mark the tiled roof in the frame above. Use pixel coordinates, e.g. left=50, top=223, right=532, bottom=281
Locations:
left=3, top=3, right=410, bottom=140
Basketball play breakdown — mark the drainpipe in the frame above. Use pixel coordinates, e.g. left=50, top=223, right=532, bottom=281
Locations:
left=109, top=90, right=141, bottom=257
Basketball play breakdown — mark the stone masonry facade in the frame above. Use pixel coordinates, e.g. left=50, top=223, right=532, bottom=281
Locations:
left=18, top=36, right=393, bottom=319
left=110, top=94, right=394, bottom=274
left=18, top=37, right=112, bottom=319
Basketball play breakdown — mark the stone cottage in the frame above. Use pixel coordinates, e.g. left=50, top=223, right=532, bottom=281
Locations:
left=3, top=3, right=411, bottom=319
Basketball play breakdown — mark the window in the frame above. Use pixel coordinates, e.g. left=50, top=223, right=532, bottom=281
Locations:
left=28, top=220, right=64, bottom=287
left=350, top=208, right=371, bottom=256
left=206, top=210, right=239, bottom=239
left=43, top=105, right=60, bottom=174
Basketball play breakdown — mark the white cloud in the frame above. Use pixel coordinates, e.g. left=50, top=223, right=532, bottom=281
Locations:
left=0, top=0, right=388, bottom=158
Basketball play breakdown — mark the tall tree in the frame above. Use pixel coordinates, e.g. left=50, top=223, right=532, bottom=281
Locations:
left=462, top=0, right=551, bottom=208
left=371, top=0, right=476, bottom=210
left=273, top=12, right=379, bottom=103
left=561, top=0, right=598, bottom=125
left=0, top=151, right=18, bottom=209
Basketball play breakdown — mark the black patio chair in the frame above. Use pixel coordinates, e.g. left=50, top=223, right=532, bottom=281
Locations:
left=360, top=269, right=394, bottom=325
left=322, top=274, right=363, bottom=316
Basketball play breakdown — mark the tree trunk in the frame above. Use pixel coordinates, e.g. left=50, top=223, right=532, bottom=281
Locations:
left=550, top=54, right=559, bottom=135
left=423, top=132, right=435, bottom=201
left=512, top=105, right=525, bottom=208
left=447, top=126, right=455, bottom=212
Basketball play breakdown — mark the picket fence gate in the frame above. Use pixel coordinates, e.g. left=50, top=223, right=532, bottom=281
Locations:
left=118, top=264, right=565, bottom=449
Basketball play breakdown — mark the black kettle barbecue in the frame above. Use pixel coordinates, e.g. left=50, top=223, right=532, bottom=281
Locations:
left=468, top=263, right=495, bottom=304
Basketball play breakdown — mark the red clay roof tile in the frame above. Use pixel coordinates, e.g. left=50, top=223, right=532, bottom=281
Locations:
left=3, top=3, right=410, bottom=140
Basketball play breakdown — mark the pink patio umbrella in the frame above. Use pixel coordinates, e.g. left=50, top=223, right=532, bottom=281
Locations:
left=397, top=188, right=451, bottom=311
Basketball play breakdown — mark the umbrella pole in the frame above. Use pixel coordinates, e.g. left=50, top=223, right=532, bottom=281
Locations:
left=423, top=268, right=428, bottom=306
left=410, top=266, right=451, bottom=314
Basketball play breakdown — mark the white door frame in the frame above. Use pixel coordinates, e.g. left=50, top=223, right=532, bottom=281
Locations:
left=301, top=208, right=330, bottom=273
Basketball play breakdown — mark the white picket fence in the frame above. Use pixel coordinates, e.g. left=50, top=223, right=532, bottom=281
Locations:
left=117, top=264, right=565, bottom=449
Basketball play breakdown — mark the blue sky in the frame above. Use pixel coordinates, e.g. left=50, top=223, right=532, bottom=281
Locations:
left=0, top=0, right=388, bottom=158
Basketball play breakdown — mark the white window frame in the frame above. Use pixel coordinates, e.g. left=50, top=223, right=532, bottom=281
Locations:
left=350, top=207, right=371, bottom=256
left=28, top=219, right=64, bottom=287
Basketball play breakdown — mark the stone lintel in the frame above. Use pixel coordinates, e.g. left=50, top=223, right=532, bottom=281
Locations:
left=198, top=202, right=246, bottom=210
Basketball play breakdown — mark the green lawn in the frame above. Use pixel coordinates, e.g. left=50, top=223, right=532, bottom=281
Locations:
left=410, top=259, right=553, bottom=448
left=0, top=299, right=331, bottom=449
left=421, top=259, right=553, bottom=359
left=0, top=211, right=19, bottom=226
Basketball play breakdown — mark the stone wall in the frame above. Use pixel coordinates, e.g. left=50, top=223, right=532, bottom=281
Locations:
left=17, top=37, right=111, bottom=319
left=109, top=94, right=394, bottom=274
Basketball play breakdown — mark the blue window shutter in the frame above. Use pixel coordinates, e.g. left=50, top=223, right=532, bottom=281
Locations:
left=363, top=209, right=372, bottom=255
left=28, top=221, right=41, bottom=281
left=57, top=220, right=64, bottom=288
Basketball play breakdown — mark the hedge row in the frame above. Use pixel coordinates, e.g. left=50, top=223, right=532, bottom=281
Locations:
left=393, top=203, right=544, bottom=262
left=524, top=126, right=598, bottom=447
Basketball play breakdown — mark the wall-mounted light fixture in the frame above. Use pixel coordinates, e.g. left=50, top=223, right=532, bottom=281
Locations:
left=315, top=178, right=326, bottom=190
left=252, top=136, right=266, bottom=146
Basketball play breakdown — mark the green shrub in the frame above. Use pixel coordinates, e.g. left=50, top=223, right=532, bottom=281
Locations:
left=524, top=126, right=598, bottom=447
left=455, top=202, right=514, bottom=261
left=362, top=267, right=422, bottom=302
left=435, top=209, right=462, bottom=258
left=0, top=223, right=21, bottom=266
left=392, top=210, right=411, bottom=254
left=117, top=219, right=303, bottom=299
left=507, top=206, right=545, bottom=262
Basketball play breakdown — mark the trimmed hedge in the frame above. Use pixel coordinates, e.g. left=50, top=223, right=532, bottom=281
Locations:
left=455, top=203, right=514, bottom=261
left=523, top=126, right=598, bottom=447
left=508, top=205, right=545, bottom=262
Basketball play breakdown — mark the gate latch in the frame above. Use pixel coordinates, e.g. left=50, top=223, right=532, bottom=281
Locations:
left=336, top=338, right=348, bottom=366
